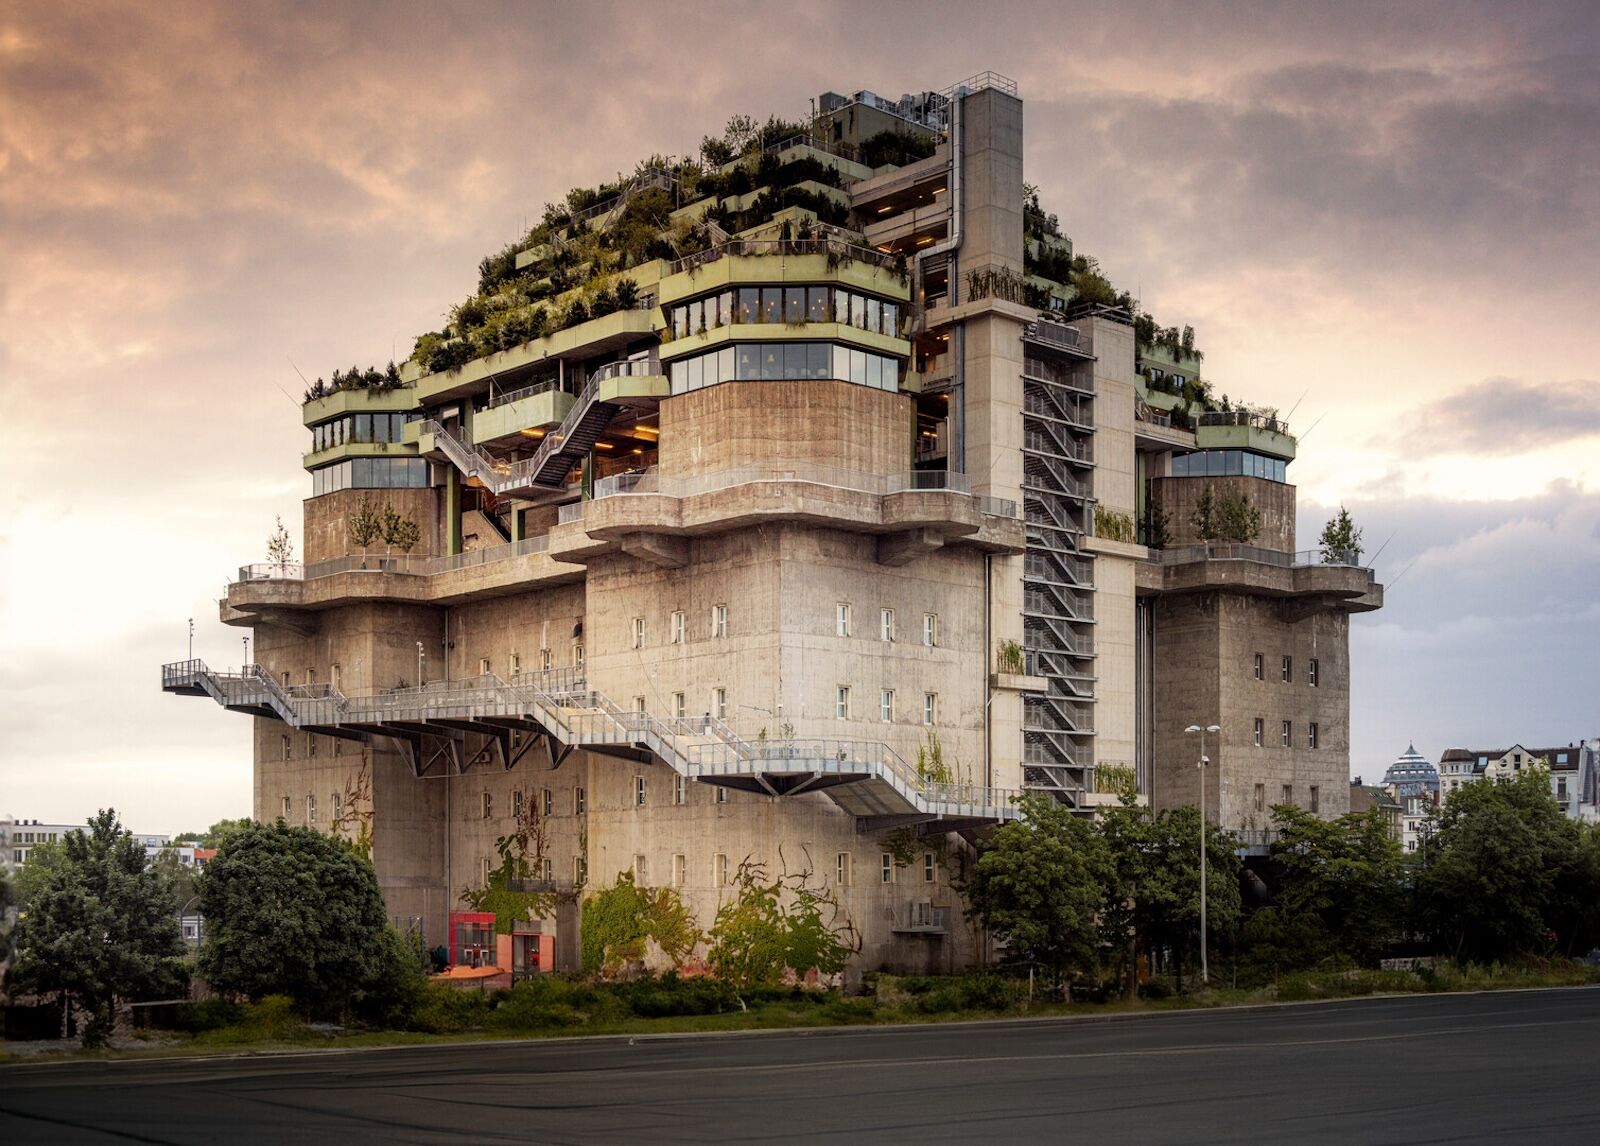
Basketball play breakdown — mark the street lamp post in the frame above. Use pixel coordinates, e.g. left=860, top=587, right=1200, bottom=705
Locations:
left=242, top=635, right=250, bottom=668
left=1185, top=722, right=1222, bottom=985
left=188, top=618, right=194, bottom=661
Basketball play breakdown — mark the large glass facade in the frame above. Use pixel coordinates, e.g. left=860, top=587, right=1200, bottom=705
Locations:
left=668, top=285, right=901, bottom=339
left=311, top=456, right=431, bottom=496
left=1169, top=449, right=1287, bottom=483
left=310, top=412, right=411, bottom=452
left=668, top=342, right=903, bottom=394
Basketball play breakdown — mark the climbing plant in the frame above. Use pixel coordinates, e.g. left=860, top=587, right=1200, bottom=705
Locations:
left=459, top=796, right=557, bottom=936
left=579, top=872, right=700, bottom=975
left=706, top=858, right=859, bottom=987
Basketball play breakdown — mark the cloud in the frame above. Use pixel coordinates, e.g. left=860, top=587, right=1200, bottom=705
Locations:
left=1385, top=377, right=1600, bottom=456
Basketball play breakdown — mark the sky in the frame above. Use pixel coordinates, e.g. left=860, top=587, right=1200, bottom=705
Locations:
left=2, top=1, right=1596, bottom=833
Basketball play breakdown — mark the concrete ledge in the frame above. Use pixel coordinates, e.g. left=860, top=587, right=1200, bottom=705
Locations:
left=989, top=672, right=1048, bottom=693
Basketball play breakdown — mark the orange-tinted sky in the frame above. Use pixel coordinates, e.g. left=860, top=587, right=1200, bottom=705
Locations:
left=2, top=1, right=1597, bottom=832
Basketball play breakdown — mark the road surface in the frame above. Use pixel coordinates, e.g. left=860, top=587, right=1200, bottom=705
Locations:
left=3, top=988, right=1597, bottom=1143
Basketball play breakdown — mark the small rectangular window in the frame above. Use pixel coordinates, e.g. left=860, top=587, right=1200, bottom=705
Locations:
left=671, top=610, right=686, bottom=644
left=542, top=857, right=553, bottom=883
left=922, top=852, right=936, bottom=883
left=634, top=854, right=648, bottom=884
left=1282, top=783, right=1294, bottom=806
left=540, top=648, right=552, bottom=671
left=672, top=853, right=686, bottom=887
left=634, top=696, right=647, bottom=714
left=542, top=788, right=553, bottom=817
left=513, top=789, right=524, bottom=818
left=880, top=608, right=895, bottom=642
left=574, top=787, right=586, bottom=815
left=924, top=693, right=937, bottom=726
left=633, top=617, right=646, bottom=649
left=1253, top=719, right=1263, bottom=747
left=281, top=796, right=291, bottom=818
left=713, top=687, right=728, bottom=720
left=673, top=691, right=686, bottom=719
left=836, top=602, right=852, bottom=637
left=1309, top=785, right=1321, bottom=813
left=574, top=643, right=585, bottom=668
left=835, top=852, right=852, bottom=886
left=306, top=794, right=317, bottom=824
left=1281, top=721, right=1292, bottom=747
left=479, top=657, right=491, bottom=676
left=635, top=776, right=647, bottom=807
left=574, top=854, right=587, bottom=884
left=881, top=852, right=895, bottom=884
left=509, top=652, right=520, bottom=675
left=712, top=604, right=728, bottom=638
left=880, top=689, right=894, bottom=722
left=716, top=785, right=728, bottom=804
left=481, top=856, right=492, bottom=886
left=673, top=774, right=687, bottom=805
left=714, top=853, right=728, bottom=887
left=1308, top=658, right=1319, bottom=687
left=1281, top=655, right=1292, bottom=683
left=282, top=734, right=293, bottom=760
left=922, top=613, right=939, bottom=647
left=836, top=686, right=851, bottom=719
left=481, top=791, right=493, bottom=819
left=1308, top=723, right=1320, bottom=749
left=1253, top=653, right=1263, bottom=680
left=1254, top=783, right=1265, bottom=812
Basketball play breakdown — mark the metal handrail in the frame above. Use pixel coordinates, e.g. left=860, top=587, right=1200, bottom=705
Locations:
left=1150, top=544, right=1370, bottom=572
left=669, top=237, right=902, bottom=278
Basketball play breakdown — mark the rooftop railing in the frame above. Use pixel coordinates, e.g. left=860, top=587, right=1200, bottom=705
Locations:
left=485, top=377, right=566, bottom=410
left=668, top=237, right=902, bottom=278
left=1150, top=544, right=1372, bottom=575
left=237, top=535, right=553, bottom=584
left=1195, top=409, right=1290, bottom=435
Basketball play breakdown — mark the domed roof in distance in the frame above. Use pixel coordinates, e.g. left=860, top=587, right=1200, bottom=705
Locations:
left=1382, top=742, right=1440, bottom=789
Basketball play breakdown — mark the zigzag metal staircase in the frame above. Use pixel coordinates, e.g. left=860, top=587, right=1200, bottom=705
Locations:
left=162, top=660, right=1017, bottom=830
left=422, top=361, right=637, bottom=500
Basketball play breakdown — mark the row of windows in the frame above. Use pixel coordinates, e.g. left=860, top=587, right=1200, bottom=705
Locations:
left=668, top=341, right=904, bottom=394
left=309, top=412, right=413, bottom=452
left=627, top=686, right=942, bottom=727
left=1253, top=653, right=1320, bottom=686
left=1251, top=719, right=1323, bottom=749
left=281, top=792, right=347, bottom=823
left=1170, top=449, right=1288, bottom=484
left=481, top=787, right=589, bottom=818
left=281, top=732, right=352, bottom=760
left=6, top=830, right=60, bottom=844
left=630, top=774, right=728, bottom=808
left=311, top=456, right=430, bottom=496
left=669, top=286, right=903, bottom=340
left=1251, top=783, right=1321, bottom=814
left=630, top=849, right=940, bottom=889
left=633, top=606, right=729, bottom=648
left=837, top=604, right=939, bottom=645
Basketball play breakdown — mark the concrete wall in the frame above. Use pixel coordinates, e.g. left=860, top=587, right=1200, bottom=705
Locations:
left=1153, top=475, right=1297, bottom=554
left=1150, top=591, right=1352, bottom=829
left=657, top=380, right=912, bottom=479
left=303, top=487, right=442, bottom=565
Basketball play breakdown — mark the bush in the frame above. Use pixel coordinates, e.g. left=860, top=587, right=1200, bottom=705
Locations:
left=407, top=982, right=492, bottom=1034
left=614, top=972, right=738, bottom=1018
left=172, top=998, right=246, bottom=1033
left=192, top=995, right=308, bottom=1044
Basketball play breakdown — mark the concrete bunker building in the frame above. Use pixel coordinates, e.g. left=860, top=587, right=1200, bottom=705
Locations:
left=163, top=74, right=1382, bottom=972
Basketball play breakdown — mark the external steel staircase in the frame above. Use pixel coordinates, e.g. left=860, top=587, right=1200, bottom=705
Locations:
left=162, top=660, right=1018, bottom=830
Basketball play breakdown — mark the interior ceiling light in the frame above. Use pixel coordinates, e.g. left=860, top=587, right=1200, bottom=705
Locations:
left=595, top=442, right=614, bottom=450
left=519, top=428, right=546, bottom=438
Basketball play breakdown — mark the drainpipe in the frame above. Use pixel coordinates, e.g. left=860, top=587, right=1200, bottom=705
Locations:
left=983, top=552, right=992, bottom=789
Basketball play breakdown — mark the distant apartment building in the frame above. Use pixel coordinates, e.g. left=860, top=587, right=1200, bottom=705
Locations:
left=162, top=75, right=1382, bottom=971
left=1, top=817, right=192, bottom=876
left=1348, top=780, right=1404, bottom=843
left=1434, top=741, right=1599, bottom=822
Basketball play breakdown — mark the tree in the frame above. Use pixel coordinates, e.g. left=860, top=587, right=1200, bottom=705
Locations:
left=706, top=859, right=858, bottom=988
left=381, top=506, right=422, bottom=556
left=7, top=810, right=186, bottom=1046
left=1318, top=505, right=1364, bottom=564
left=1193, top=484, right=1261, bottom=543
left=1099, top=802, right=1241, bottom=993
left=962, top=795, right=1112, bottom=989
left=266, top=515, right=295, bottom=570
left=348, top=496, right=382, bottom=562
left=173, top=818, right=253, bottom=849
left=198, top=822, right=391, bottom=1017
left=1418, top=768, right=1600, bottom=962
left=1268, top=806, right=1405, bottom=967
left=580, top=872, right=701, bottom=976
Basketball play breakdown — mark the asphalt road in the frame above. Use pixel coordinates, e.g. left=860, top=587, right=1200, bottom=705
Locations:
left=3, top=988, right=1598, bottom=1144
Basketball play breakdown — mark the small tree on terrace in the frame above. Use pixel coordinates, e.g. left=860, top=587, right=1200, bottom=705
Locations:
left=348, top=497, right=382, bottom=564
left=381, top=506, right=422, bottom=557
left=266, top=515, right=295, bottom=572
left=7, top=810, right=186, bottom=1047
left=1318, top=505, right=1364, bottom=564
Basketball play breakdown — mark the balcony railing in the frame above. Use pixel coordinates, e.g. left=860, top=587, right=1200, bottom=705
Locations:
left=1195, top=409, right=1290, bottom=435
left=587, top=463, right=1018, bottom=518
left=1149, top=544, right=1372, bottom=575
left=236, top=535, right=553, bottom=584
left=669, top=237, right=902, bottom=278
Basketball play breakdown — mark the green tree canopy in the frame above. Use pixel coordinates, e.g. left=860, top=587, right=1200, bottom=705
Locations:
left=962, top=795, right=1113, bottom=987
left=1419, top=768, right=1600, bottom=962
left=7, top=809, right=186, bottom=1046
left=1317, top=505, right=1364, bottom=563
left=1268, top=805, right=1405, bottom=967
left=173, top=818, right=253, bottom=849
left=705, top=860, right=858, bottom=988
left=198, top=822, right=392, bottom=1016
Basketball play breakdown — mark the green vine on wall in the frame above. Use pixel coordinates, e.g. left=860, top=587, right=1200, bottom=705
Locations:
left=579, top=872, right=701, bottom=976
left=706, top=857, right=859, bottom=987
left=459, top=796, right=558, bottom=935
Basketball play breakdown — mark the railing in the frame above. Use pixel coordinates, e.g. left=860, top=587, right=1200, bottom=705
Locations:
left=668, top=237, right=902, bottom=278
left=237, top=536, right=553, bottom=585
left=762, top=134, right=853, bottom=161
left=1151, top=544, right=1371, bottom=572
left=486, top=377, right=565, bottom=410
left=1023, top=319, right=1092, bottom=355
left=588, top=462, right=1018, bottom=519
left=942, top=70, right=1019, bottom=99
left=164, top=659, right=1020, bottom=823
left=1195, top=409, right=1289, bottom=435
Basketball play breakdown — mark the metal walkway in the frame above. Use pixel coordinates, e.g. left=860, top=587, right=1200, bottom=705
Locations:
left=161, top=660, right=1017, bottom=830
